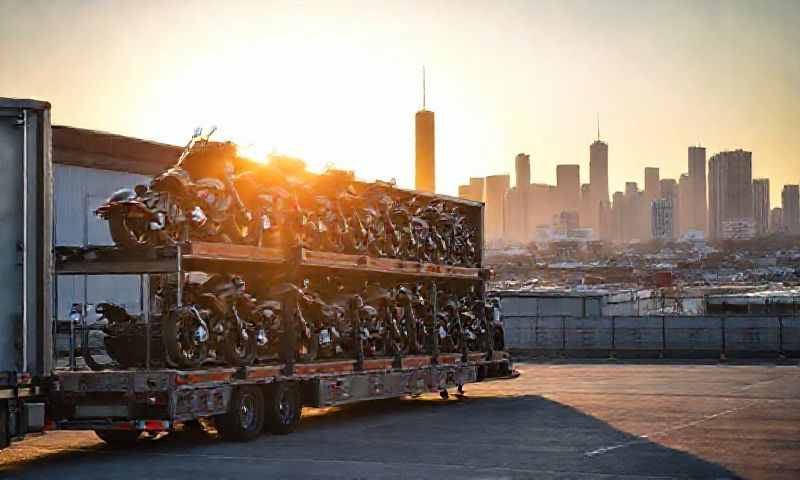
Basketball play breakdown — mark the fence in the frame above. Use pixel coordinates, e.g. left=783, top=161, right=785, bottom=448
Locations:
left=504, top=315, right=800, bottom=358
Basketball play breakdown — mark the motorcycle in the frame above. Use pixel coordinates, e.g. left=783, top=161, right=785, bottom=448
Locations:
left=162, top=274, right=257, bottom=368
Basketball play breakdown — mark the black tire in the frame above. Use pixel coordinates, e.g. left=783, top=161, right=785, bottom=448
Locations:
left=264, top=382, right=302, bottom=435
left=163, top=307, right=207, bottom=369
left=95, top=429, right=142, bottom=446
left=216, top=386, right=265, bottom=442
left=108, top=211, right=149, bottom=249
left=222, top=328, right=257, bottom=367
left=493, top=328, right=505, bottom=351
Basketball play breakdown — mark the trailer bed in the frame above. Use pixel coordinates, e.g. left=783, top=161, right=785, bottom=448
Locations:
left=50, top=352, right=516, bottom=434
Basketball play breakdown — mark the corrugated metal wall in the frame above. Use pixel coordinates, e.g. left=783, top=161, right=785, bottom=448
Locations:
left=54, top=164, right=148, bottom=325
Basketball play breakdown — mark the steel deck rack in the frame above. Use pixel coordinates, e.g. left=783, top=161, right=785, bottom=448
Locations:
left=54, top=241, right=493, bottom=371
left=50, top=241, right=515, bottom=441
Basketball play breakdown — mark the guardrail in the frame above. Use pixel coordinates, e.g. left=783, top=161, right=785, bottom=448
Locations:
left=504, top=315, right=800, bottom=358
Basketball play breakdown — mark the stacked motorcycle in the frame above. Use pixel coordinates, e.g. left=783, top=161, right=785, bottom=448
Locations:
left=95, top=129, right=480, bottom=267
left=88, top=275, right=494, bottom=370
left=87, top=129, right=489, bottom=370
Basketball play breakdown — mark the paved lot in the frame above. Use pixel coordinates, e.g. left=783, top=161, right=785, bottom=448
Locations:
left=1, top=361, right=798, bottom=479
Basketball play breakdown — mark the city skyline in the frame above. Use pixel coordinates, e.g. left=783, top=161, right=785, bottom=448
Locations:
left=1, top=1, right=798, bottom=206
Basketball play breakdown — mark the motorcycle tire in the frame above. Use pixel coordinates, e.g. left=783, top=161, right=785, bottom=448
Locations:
left=222, top=328, right=257, bottom=367
left=163, top=307, right=208, bottom=369
left=108, top=212, right=151, bottom=249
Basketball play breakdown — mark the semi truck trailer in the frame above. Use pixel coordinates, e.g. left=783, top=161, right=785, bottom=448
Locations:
left=0, top=96, right=516, bottom=449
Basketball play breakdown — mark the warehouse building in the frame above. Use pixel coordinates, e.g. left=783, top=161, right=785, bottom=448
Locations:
left=52, top=126, right=180, bottom=331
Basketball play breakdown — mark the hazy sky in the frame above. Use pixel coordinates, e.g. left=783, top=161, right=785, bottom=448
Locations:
left=2, top=0, right=798, bottom=205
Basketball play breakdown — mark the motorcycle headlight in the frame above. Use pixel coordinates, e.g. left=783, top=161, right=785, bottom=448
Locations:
left=191, top=206, right=207, bottom=225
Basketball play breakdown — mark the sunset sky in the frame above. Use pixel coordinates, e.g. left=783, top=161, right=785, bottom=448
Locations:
left=2, top=0, right=798, bottom=205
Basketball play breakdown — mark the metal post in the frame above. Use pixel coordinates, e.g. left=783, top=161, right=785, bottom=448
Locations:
left=720, top=316, right=727, bottom=361
left=778, top=315, right=785, bottom=359
left=610, top=315, right=616, bottom=359
left=175, top=244, right=183, bottom=307
left=143, top=274, right=151, bottom=370
left=431, top=282, right=439, bottom=363
left=561, top=315, right=567, bottom=356
left=661, top=315, right=666, bottom=358
left=352, top=296, right=364, bottom=371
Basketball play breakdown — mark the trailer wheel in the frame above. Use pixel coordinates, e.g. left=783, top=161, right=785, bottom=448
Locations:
left=216, top=386, right=265, bottom=442
left=264, top=382, right=302, bottom=435
left=95, top=429, right=142, bottom=447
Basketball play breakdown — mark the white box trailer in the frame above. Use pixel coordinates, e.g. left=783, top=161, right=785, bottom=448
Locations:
left=0, top=98, right=53, bottom=447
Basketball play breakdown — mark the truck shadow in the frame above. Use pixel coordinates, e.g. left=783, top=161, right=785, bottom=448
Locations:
left=1, top=394, right=742, bottom=479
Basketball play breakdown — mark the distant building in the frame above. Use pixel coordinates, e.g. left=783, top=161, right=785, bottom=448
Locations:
left=457, top=177, right=485, bottom=202
left=660, top=178, right=679, bottom=238
left=644, top=167, right=660, bottom=202
left=484, top=174, right=510, bottom=242
left=708, top=149, right=753, bottom=241
left=721, top=219, right=756, bottom=241
left=589, top=139, right=609, bottom=229
left=556, top=164, right=580, bottom=213
left=414, top=108, right=435, bottom=192
left=555, top=210, right=580, bottom=233
left=688, top=146, right=707, bottom=232
left=782, top=184, right=800, bottom=235
left=651, top=197, right=675, bottom=240
left=611, top=191, right=625, bottom=243
left=514, top=153, right=531, bottom=239
left=769, top=207, right=784, bottom=234
left=677, top=173, right=691, bottom=236
left=752, top=178, right=770, bottom=236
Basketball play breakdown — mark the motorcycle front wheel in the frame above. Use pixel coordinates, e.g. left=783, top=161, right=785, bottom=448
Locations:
left=163, top=307, right=208, bottom=369
left=222, top=328, right=257, bottom=366
left=108, top=210, right=153, bottom=249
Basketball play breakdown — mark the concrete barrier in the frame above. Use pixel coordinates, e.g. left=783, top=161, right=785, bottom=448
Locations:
left=564, top=316, right=612, bottom=354
left=782, top=317, right=800, bottom=354
left=724, top=316, right=780, bottom=354
left=614, top=316, right=664, bottom=355
left=504, top=314, right=799, bottom=358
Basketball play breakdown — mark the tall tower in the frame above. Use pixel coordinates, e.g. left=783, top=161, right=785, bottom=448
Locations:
left=589, top=128, right=609, bottom=230
left=513, top=153, right=531, bottom=241
left=556, top=164, right=580, bottom=212
left=688, top=146, right=707, bottom=232
left=515, top=153, right=530, bottom=190
left=644, top=167, right=660, bottom=201
left=782, top=185, right=800, bottom=235
left=415, top=68, right=435, bottom=192
left=708, top=149, right=753, bottom=240
left=752, top=179, right=770, bottom=236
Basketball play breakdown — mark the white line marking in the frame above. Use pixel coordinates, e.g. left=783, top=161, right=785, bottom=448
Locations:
left=584, top=403, right=755, bottom=458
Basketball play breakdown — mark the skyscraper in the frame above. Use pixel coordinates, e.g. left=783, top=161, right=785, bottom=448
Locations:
left=769, top=207, right=784, bottom=234
left=414, top=71, right=435, bottom=192
left=708, top=149, right=753, bottom=241
left=644, top=167, right=661, bottom=202
left=589, top=138, right=609, bottom=229
left=688, top=146, right=707, bottom=232
left=660, top=178, right=679, bottom=238
left=651, top=198, right=675, bottom=240
left=782, top=185, right=800, bottom=235
left=556, top=164, right=580, bottom=212
left=515, top=153, right=530, bottom=190
left=484, top=174, right=510, bottom=242
left=678, top=173, right=691, bottom=236
left=752, top=179, right=770, bottom=236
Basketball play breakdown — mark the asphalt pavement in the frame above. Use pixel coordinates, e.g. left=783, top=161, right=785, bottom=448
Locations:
left=1, top=361, right=798, bottom=479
